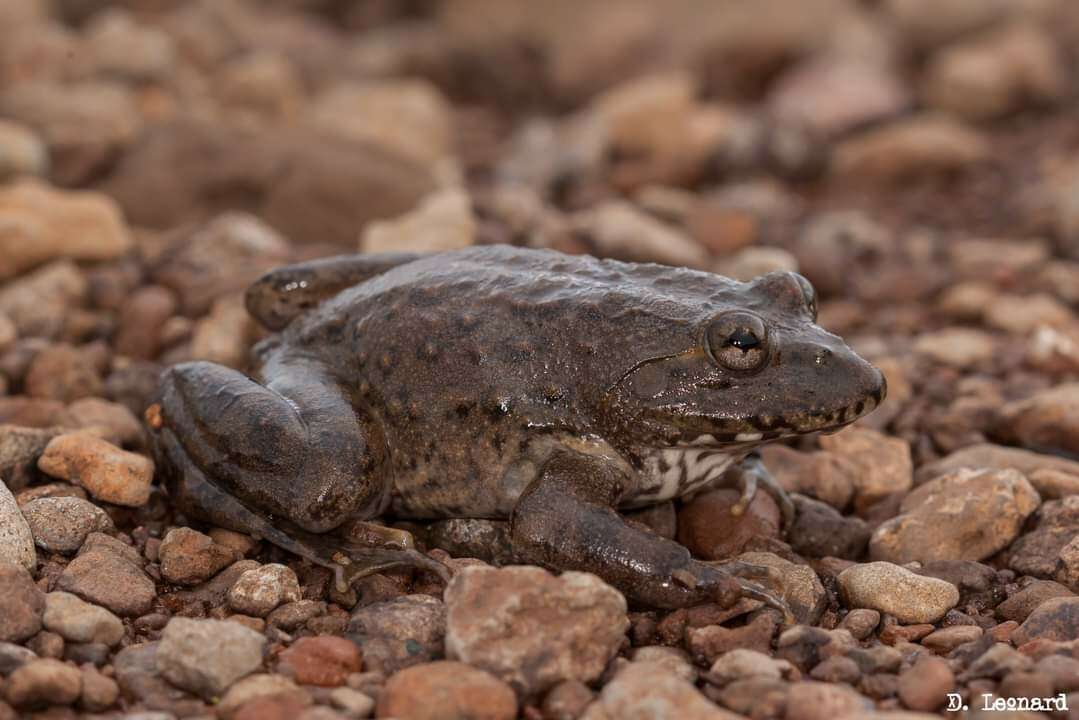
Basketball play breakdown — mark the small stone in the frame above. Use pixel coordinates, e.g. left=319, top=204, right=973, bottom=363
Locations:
left=686, top=612, right=780, bottom=664
left=27, top=630, right=62, bottom=659
left=227, top=563, right=302, bottom=617
left=0, top=425, right=61, bottom=493
left=347, top=594, right=445, bottom=674
left=819, top=427, right=912, bottom=512
left=1008, top=496, right=1079, bottom=578
left=267, top=600, right=326, bottom=631
left=0, top=480, right=35, bottom=570
left=0, top=120, right=47, bottom=180
left=278, top=636, right=361, bottom=687
left=1011, top=597, right=1079, bottom=645
left=784, top=681, right=872, bottom=720
left=42, top=591, right=124, bottom=646
left=994, top=383, right=1079, bottom=458
left=922, top=22, right=1064, bottom=121
left=961, top=643, right=1033, bottom=681
left=831, top=114, right=989, bottom=180
left=3, top=658, right=82, bottom=708
left=870, top=468, right=1040, bottom=564
left=376, top=661, right=517, bottom=720
left=112, top=285, right=178, bottom=361
left=156, top=617, right=266, bottom=699
left=361, top=187, right=475, bottom=254
left=921, top=625, right=983, bottom=654
left=57, top=397, right=143, bottom=447
left=678, top=488, right=780, bottom=560
left=24, top=343, right=104, bottom=403
left=839, top=609, right=881, bottom=640
left=708, top=648, right=798, bottom=685
left=329, top=687, right=374, bottom=718
left=37, top=432, right=153, bottom=507
left=838, top=562, right=959, bottom=624
left=916, top=442, right=1079, bottom=484
left=0, top=179, right=133, bottom=278
left=788, top=494, right=870, bottom=559
left=21, top=496, right=113, bottom=554
left=159, top=527, right=239, bottom=586
left=571, top=200, right=708, bottom=268
left=541, top=680, right=595, bottom=720
left=996, top=580, right=1075, bottom=622
left=1035, top=654, right=1079, bottom=692
left=79, top=664, right=119, bottom=712
left=85, top=9, right=175, bottom=81
left=56, top=541, right=156, bottom=617
left=714, top=246, right=799, bottom=281
left=631, top=646, right=697, bottom=684
left=582, top=661, right=739, bottom=720
left=913, top=327, right=996, bottom=368
left=0, top=642, right=37, bottom=674
left=445, top=565, right=628, bottom=695
left=810, top=655, right=862, bottom=684
left=0, top=260, right=86, bottom=340
left=713, top=677, right=789, bottom=718
left=0, top=562, right=44, bottom=642
left=218, top=673, right=311, bottom=718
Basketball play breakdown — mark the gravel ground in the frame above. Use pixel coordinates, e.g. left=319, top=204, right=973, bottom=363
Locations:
left=2, top=1, right=1079, bottom=718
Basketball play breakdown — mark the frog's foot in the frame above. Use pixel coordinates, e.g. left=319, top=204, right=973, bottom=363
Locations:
left=329, top=543, right=453, bottom=593
left=673, top=560, right=794, bottom=625
left=727, top=453, right=795, bottom=530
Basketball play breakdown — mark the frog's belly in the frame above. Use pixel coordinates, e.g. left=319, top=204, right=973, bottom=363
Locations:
left=621, top=447, right=738, bottom=508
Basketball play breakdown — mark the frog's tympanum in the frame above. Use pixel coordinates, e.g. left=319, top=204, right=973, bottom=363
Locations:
left=147, top=246, right=884, bottom=615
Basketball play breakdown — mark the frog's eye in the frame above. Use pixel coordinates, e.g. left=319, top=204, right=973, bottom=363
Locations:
left=706, top=312, right=769, bottom=372
left=793, top=273, right=818, bottom=321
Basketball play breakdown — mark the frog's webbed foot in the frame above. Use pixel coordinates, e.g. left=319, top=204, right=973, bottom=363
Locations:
left=329, top=544, right=453, bottom=593
left=726, top=453, right=795, bottom=530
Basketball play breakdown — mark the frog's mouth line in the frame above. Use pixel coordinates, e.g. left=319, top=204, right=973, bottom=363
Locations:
left=675, top=389, right=883, bottom=448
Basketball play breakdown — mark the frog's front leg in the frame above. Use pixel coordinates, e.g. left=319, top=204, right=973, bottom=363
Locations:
left=147, top=357, right=448, bottom=586
left=725, top=452, right=796, bottom=528
left=510, top=449, right=792, bottom=617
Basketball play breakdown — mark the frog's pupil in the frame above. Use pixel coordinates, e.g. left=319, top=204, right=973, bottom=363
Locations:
left=727, top=328, right=759, bottom=350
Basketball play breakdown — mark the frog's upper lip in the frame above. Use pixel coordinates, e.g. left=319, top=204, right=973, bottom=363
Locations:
left=675, top=389, right=883, bottom=447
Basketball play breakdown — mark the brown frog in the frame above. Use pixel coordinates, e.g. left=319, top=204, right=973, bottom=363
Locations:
left=147, top=245, right=885, bottom=613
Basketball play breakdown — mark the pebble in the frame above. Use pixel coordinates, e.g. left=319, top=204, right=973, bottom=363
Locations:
left=571, top=200, right=709, bottom=269
left=190, top=293, right=256, bottom=368
left=155, top=617, right=267, bottom=699
left=581, top=661, right=738, bottom=720
left=921, top=625, right=983, bottom=654
left=686, top=612, right=780, bottom=664
left=784, top=681, right=872, bottom=720
left=809, top=655, right=861, bottom=684
left=960, top=643, right=1032, bottom=681
left=56, top=535, right=156, bottom=616
left=542, top=680, right=596, bottom=720
left=708, top=648, right=798, bottom=685
left=0, top=641, right=37, bottom=674
left=57, top=397, right=143, bottom=446
left=24, top=343, right=104, bottom=402
left=329, top=687, right=375, bottom=718
left=0, top=179, right=133, bottom=278
left=113, top=284, right=177, bottom=361
left=788, top=494, right=870, bottom=559
left=218, top=673, right=312, bottom=718
left=916, top=442, right=1079, bottom=484
left=227, top=563, right=303, bottom=617
left=37, top=432, right=153, bottom=507
left=277, top=636, right=361, bottom=687
left=158, top=527, right=239, bottom=586
left=996, top=580, right=1074, bottom=622
left=819, top=427, right=912, bottom=512
left=348, top=594, right=446, bottom=674
left=21, top=496, right=113, bottom=554
left=838, top=609, right=881, bottom=640
left=913, top=327, right=996, bottom=368
left=3, top=658, right=82, bottom=708
left=85, top=9, right=176, bottom=81
left=712, top=677, right=789, bottom=718
left=267, top=600, right=327, bottom=631
left=677, top=488, right=781, bottom=560
left=1011, top=597, right=1079, bottom=645
left=0, top=260, right=87, bottom=340
left=79, top=664, right=119, bottom=712
left=0, top=480, right=35, bottom=570
left=445, top=565, right=628, bottom=695
left=831, top=114, right=989, bottom=180
left=631, top=646, right=697, bottom=684
left=362, top=186, right=476, bottom=255
left=0, top=562, right=44, bottom=642
left=376, top=661, right=517, bottom=720
left=838, top=562, right=959, bottom=624
left=922, top=22, right=1063, bottom=120
left=42, top=591, right=124, bottom=646
left=0, top=120, right=47, bottom=181
left=994, top=383, right=1079, bottom=458
left=870, top=468, right=1039, bottom=564
left=1008, top=496, right=1079, bottom=578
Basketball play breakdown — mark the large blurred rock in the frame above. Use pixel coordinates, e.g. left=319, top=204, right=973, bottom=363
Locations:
left=99, top=119, right=436, bottom=246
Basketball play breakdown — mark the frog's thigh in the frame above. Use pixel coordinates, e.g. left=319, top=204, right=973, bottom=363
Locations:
left=154, top=359, right=388, bottom=533
left=245, top=252, right=419, bottom=330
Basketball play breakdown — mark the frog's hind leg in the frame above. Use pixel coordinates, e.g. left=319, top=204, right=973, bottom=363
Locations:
left=245, top=252, right=419, bottom=330
left=147, top=358, right=449, bottom=585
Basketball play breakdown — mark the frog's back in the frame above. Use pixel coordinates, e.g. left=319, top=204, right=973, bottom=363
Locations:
left=283, top=246, right=740, bottom=518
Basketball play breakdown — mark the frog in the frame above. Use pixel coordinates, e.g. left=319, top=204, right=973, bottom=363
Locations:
left=146, top=245, right=885, bottom=614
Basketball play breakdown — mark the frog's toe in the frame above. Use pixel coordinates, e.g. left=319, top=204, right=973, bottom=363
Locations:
left=331, top=544, right=453, bottom=592
left=736, top=578, right=795, bottom=626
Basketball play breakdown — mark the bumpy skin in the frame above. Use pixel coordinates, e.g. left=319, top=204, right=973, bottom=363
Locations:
left=148, top=246, right=885, bottom=609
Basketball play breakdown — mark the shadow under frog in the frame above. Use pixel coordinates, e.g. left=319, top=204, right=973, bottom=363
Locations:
left=146, top=245, right=885, bottom=615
